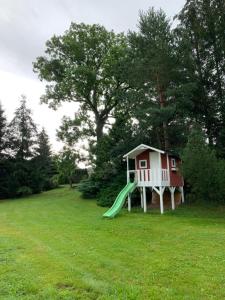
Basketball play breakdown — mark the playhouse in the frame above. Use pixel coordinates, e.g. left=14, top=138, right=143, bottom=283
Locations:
left=103, top=144, right=184, bottom=218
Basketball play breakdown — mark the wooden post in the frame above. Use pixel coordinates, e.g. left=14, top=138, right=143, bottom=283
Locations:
left=140, top=188, right=144, bottom=208
left=180, top=187, right=184, bottom=203
left=127, top=156, right=129, bottom=183
left=159, top=187, right=164, bottom=214
left=170, top=187, right=175, bottom=210
left=167, top=154, right=170, bottom=186
left=143, top=186, right=147, bottom=213
left=128, top=194, right=131, bottom=212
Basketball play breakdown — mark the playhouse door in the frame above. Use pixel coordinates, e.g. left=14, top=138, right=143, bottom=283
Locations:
left=150, top=152, right=160, bottom=185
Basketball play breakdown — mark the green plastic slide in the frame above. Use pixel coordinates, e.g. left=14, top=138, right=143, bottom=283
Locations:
left=103, top=182, right=137, bottom=218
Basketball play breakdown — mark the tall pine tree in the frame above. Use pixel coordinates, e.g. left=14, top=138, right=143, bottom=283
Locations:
left=35, top=128, right=55, bottom=190
left=7, top=96, right=39, bottom=195
left=8, top=95, right=37, bottom=160
left=128, top=8, right=186, bottom=151
left=177, top=0, right=225, bottom=154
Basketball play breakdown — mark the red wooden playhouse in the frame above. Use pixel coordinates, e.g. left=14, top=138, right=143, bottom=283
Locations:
left=103, top=144, right=184, bottom=218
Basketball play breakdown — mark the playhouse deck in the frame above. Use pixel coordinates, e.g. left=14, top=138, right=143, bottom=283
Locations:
left=128, top=168, right=169, bottom=187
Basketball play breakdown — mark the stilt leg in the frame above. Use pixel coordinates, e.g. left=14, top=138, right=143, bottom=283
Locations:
left=140, top=188, right=143, bottom=208
left=181, top=187, right=184, bottom=203
left=170, top=187, right=175, bottom=210
left=160, top=187, right=164, bottom=214
left=143, top=186, right=147, bottom=213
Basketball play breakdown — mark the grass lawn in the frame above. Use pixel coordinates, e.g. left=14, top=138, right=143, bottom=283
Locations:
left=1, top=188, right=225, bottom=299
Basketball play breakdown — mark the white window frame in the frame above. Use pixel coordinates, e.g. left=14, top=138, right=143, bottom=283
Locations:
left=171, top=158, right=176, bottom=168
left=139, top=160, right=147, bottom=169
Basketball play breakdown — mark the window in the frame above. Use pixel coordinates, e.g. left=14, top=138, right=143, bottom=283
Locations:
left=139, top=160, right=147, bottom=169
left=171, top=158, right=176, bottom=168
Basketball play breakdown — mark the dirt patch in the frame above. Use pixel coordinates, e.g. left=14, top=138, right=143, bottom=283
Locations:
left=151, top=190, right=182, bottom=208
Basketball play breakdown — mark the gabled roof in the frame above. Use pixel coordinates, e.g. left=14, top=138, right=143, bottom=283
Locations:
left=123, top=144, right=165, bottom=159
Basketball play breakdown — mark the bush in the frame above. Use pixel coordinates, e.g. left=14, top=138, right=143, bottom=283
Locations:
left=97, top=173, right=126, bottom=207
left=43, top=175, right=59, bottom=191
left=16, top=186, right=33, bottom=197
left=78, top=170, right=127, bottom=206
left=51, top=175, right=60, bottom=189
left=78, top=178, right=101, bottom=198
left=182, top=129, right=225, bottom=203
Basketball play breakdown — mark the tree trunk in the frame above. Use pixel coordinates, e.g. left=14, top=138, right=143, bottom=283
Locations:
left=95, top=114, right=105, bottom=142
left=69, top=175, right=73, bottom=188
left=159, top=89, right=170, bottom=151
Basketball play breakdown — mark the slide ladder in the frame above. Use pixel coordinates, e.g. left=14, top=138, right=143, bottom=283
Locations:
left=103, top=182, right=137, bottom=218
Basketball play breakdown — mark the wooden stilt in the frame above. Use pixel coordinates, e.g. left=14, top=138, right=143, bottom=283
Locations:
left=159, top=187, right=165, bottom=214
left=169, top=187, right=175, bottom=210
left=126, top=156, right=129, bottom=183
left=140, top=188, right=144, bottom=208
left=180, top=187, right=184, bottom=203
left=143, top=186, right=147, bottom=213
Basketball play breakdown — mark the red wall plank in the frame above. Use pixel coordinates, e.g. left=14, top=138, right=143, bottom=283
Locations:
left=169, top=157, right=183, bottom=186
left=161, top=154, right=168, bottom=169
left=136, top=150, right=150, bottom=169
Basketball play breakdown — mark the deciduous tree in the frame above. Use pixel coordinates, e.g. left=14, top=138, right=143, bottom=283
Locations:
left=33, top=23, right=130, bottom=148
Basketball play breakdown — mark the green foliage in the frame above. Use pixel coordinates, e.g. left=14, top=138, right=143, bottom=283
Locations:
left=177, top=0, right=225, bottom=151
left=8, top=95, right=37, bottom=160
left=78, top=114, right=136, bottom=204
left=16, top=186, right=33, bottom=197
left=34, top=22, right=131, bottom=150
left=55, top=147, right=79, bottom=187
left=128, top=8, right=183, bottom=150
left=182, top=128, right=225, bottom=203
left=97, top=173, right=126, bottom=207
left=51, top=174, right=60, bottom=189
left=0, top=102, right=8, bottom=158
left=36, top=128, right=57, bottom=190
left=10, top=4, right=224, bottom=205
left=78, top=178, right=101, bottom=199
left=0, top=98, right=58, bottom=199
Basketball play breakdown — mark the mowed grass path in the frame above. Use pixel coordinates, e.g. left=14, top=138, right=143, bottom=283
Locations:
left=1, top=188, right=225, bottom=299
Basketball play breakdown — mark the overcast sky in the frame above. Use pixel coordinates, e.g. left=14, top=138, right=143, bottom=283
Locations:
left=0, top=0, right=185, bottom=151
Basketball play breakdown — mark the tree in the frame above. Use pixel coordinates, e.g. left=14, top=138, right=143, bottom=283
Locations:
left=33, top=23, right=130, bottom=149
left=0, top=103, right=11, bottom=199
left=37, top=128, right=51, bottom=159
left=182, top=128, right=225, bottom=203
left=8, top=95, right=38, bottom=160
left=56, top=147, right=79, bottom=188
left=177, top=0, right=225, bottom=152
left=35, top=128, right=56, bottom=190
left=128, top=8, right=181, bottom=151
left=0, top=102, right=8, bottom=158
left=6, top=97, right=41, bottom=196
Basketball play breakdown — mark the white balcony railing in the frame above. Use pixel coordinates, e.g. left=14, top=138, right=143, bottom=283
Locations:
left=128, top=169, right=169, bottom=187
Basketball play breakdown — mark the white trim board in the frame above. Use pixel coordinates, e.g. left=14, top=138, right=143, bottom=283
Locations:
left=123, top=144, right=165, bottom=159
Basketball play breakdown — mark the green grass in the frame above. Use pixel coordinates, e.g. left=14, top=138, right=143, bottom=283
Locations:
left=1, top=188, right=225, bottom=299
